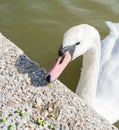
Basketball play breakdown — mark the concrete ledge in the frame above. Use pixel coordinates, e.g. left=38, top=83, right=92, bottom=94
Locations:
left=0, top=33, right=118, bottom=130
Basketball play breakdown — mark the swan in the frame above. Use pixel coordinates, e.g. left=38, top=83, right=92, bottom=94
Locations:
left=46, top=21, right=119, bottom=123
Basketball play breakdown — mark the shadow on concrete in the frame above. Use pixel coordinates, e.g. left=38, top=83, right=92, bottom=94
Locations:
left=15, top=55, right=47, bottom=87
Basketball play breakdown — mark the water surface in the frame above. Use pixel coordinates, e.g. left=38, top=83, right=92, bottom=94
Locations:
left=0, top=0, right=119, bottom=91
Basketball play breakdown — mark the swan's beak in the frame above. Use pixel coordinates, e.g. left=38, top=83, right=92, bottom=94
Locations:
left=46, top=51, right=71, bottom=82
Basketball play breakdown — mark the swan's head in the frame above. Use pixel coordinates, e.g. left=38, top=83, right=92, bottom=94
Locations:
left=46, top=24, right=100, bottom=82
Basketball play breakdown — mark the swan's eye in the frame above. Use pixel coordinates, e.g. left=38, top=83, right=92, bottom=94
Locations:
left=75, top=42, right=80, bottom=46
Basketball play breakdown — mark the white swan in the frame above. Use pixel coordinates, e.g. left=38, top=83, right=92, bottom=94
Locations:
left=46, top=21, right=119, bottom=123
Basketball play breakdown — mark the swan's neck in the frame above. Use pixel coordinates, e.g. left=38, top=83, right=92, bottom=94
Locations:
left=76, top=45, right=100, bottom=106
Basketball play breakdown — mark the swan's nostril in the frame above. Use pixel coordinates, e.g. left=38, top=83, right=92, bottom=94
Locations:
left=46, top=75, right=51, bottom=83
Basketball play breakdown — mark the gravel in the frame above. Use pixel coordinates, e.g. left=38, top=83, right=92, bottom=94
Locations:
left=0, top=33, right=118, bottom=130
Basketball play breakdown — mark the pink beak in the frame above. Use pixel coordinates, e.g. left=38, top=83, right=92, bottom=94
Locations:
left=46, top=51, right=71, bottom=82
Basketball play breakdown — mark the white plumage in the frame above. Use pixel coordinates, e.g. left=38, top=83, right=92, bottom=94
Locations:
left=95, top=22, right=119, bottom=123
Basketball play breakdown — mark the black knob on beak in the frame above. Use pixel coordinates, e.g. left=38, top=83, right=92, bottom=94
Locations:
left=58, top=47, right=67, bottom=56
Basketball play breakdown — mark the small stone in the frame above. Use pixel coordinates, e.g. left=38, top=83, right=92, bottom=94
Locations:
left=61, top=118, right=67, bottom=123
left=48, top=107, right=53, bottom=113
left=42, top=110, right=49, bottom=117
left=33, top=104, right=41, bottom=109
left=35, top=98, right=42, bottom=105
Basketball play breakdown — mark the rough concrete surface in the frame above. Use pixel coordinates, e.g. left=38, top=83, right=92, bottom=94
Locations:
left=0, top=33, right=118, bottom=130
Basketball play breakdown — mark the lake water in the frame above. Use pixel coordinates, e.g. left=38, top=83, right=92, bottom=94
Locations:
left=0, top=0, right=119, bottom=93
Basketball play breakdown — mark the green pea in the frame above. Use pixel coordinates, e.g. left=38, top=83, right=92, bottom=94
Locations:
left=1, top=117, right=6, bottom=122
left=15, top=109, right=21, bottom=113
left=42, top=121, right=45, bottom=126
left=51, top=113, right=55, bottom=118
left=8, top=124, right=14, bottom=130
left=37, top=119, right=45, bottom=126
left=48, top=123, right=54, bottom=129
left=19, top=111, right=25, bottom=117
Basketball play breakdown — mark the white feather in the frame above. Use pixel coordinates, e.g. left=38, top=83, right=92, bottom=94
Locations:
left=95, top=22, right=119, bottom=123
